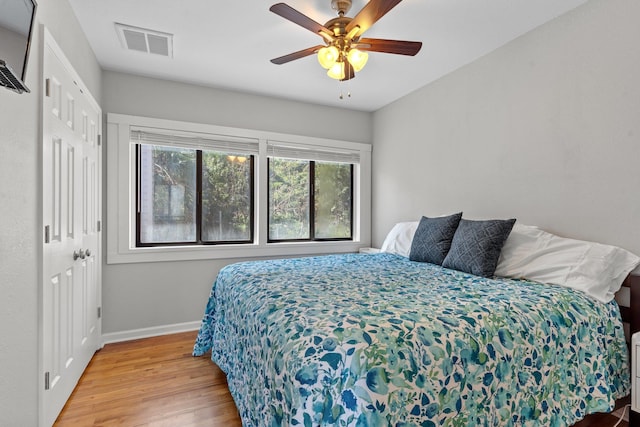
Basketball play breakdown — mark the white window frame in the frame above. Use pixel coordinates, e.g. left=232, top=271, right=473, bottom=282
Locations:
left=106, top=113, right=372, bottom=264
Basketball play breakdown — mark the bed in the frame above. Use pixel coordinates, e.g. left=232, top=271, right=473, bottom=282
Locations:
left=194, top=218, right=640, bottom=426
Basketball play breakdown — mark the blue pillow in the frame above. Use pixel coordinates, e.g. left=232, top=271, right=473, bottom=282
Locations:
left=442, top=218, right=516, bottom=277
left=409, top=213, right=462, bottom=265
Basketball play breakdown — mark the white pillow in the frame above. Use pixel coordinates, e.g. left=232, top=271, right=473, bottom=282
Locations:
left=380, top=221, right=419, bottom=257
left=495, top=223, right=640, bottom=303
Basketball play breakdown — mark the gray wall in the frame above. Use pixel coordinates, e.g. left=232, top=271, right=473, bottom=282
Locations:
left=0, top=0, right=101, bottom=424
left=101, top=71, right=373, bottom=334
left=372, top=0, right=640, bottom=259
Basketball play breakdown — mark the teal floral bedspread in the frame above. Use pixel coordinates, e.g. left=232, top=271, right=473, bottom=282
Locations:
left=193, top=253, right=629, bottom=427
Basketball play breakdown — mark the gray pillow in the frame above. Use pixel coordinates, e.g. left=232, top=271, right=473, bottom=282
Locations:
left=442, top=218, right=516, bottom=277
left=409, top=212, right=462, bottom=265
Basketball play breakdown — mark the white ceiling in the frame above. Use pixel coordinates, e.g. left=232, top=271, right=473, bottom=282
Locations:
left=68, top=0, right=587, bottom=112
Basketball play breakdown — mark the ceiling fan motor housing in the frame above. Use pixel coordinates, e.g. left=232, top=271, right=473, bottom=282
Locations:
left=331, top=0, right=352, bottom=15
left=325, top=16, right=352, bottom=39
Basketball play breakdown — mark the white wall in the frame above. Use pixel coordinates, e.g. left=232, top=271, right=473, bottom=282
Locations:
left=372, top=0, right=640, bottom=259
left=0, top=0, right=101, bottom=424
left=101, top=71, right=373, bottom=335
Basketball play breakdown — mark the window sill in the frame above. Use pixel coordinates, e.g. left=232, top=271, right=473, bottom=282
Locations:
left=107, top=240, right=366, bottom=264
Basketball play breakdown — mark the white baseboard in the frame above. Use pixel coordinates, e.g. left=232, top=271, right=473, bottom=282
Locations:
left=101, top=321, right=201, bottom=346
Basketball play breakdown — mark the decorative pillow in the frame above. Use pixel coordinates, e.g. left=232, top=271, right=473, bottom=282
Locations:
left=409, top=213, right=463, bottom=265
left=442, top=218, right=516, bottom=277
left=380, top=221, right=419, bottom=257
left=495, top=223, right=640, bottom=303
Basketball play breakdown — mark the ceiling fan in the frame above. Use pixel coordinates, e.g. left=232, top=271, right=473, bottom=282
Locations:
left=270, top=0, right=422, bottom=81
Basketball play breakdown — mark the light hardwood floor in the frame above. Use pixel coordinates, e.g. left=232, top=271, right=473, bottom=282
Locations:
left=54, top=331, right=242, bottom=426
left=54, top=331, right=628, bottom=426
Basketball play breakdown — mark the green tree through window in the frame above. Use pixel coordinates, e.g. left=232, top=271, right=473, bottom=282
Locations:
left=137, top=144, right=253, bottom=246
left=202, top=151, right=252, bottom=241
left=315, top=162, right=352, bottom=239
left=268, top=158, right=352, bottom=241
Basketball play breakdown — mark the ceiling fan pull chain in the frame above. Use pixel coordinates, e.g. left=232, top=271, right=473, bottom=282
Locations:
left=338, top=79, right=352, bottom=100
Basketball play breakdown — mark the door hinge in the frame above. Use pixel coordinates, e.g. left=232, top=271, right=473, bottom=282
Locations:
left=97, top=220, right=101, bottom=232
left=44, top=225, right=50, bottom=244
left=97, top=135, right=102, bottom=146
left=98, top=307, right=101, bottom=319
left=44, top=372, right=50, bottom=390
left=45, top=78, right=51, bottom=97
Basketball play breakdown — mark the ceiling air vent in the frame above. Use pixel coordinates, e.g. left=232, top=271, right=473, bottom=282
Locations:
left=115, top=23, right=173, bottom=58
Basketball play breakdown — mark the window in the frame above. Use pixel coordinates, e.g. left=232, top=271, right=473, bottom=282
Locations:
left=315, top=162, right=352, bottom=239
left=268, top=158, right=352, bottom=241
left=138, top=144, right=196, bottom=243
left=137, top=143, right=254, bottom=246
left=106, top=114, right=371, bottom=264
left=201, top=151, right=253, bottom=242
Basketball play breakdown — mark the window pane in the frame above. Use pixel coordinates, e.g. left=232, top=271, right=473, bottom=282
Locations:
left=315, top=162, right=352, bottom=239
left=202, top=152, right=252, bottom=242
left=269, top=158, right=310, bottom=240
left=139, top=144, right=196, bottom=243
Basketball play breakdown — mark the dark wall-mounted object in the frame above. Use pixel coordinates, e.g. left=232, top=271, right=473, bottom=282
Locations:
left=0, top=0, right=37, bottom=94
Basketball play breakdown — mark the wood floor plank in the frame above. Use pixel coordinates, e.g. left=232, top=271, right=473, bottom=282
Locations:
left=53, top=331, right=628, bottom=427
left=54, top=331, right=242, bottom=427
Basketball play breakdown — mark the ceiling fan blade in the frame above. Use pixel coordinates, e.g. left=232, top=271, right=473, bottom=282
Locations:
left=356, top=38, right=422, bottom=56
left=345, top=0, right=403, bottom=38
left=271, top=45, right=325, bottom=65
left=270, top=3, right=333, bottom=38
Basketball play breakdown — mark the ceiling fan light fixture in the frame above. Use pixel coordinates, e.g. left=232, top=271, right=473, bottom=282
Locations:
left=346, top=25, right=360, bottom=40
left=347, top=48, right=368, bottom=72
left=318, top=46, right=340, bottom=69
left=327, top=61, right=345, bottom=80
